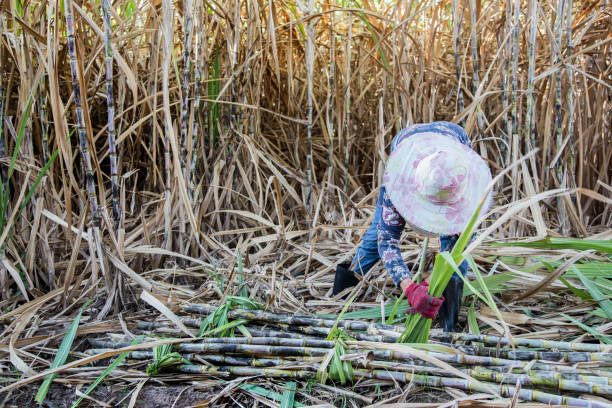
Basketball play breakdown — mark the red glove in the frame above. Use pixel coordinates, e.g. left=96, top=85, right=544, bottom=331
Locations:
left=404, top=281, right=444, bottom=319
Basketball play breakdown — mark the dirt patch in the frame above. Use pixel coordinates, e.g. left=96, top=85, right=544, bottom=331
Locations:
left=1, top=384, right=205, bottom=408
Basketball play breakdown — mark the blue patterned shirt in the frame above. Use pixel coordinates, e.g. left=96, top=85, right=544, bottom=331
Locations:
left=378, top=122, right=471, bottom=285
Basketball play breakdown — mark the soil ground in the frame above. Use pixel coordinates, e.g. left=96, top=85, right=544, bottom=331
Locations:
left=1, top=382, right=450, bottom=407
left=1, top=384, right=206, bottom=408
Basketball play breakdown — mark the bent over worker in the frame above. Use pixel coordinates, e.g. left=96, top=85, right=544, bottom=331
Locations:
left=332, top=121, right=492, bottom=332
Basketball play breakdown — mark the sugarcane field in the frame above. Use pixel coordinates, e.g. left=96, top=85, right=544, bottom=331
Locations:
left=0, top=0, right=611, bottom=406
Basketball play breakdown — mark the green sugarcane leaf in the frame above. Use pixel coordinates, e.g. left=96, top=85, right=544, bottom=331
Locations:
left=280, top=381, right=296, bottom=408
left=326, top=288, right=359, bottom=340
left=333, top=346, right=346, bottom=384
left=468, top=301, right=480, bottom=336
left=386, top=292, right=405, bottom=324
left=236, top=324, right=252, bottom=338
left=558, top=276, right=592, bottom=300
left=465, top=254, right=513, bottom=341
left=71, top=335, right=144, bottom=408
left=238, top=253, right=248, bottom=298
left=560, top=313, right=612, bottom=344
left=200, top=318, right=249, bottom=337
left=35, top=300, right=93, bottom=403
left=494, top=237, right=612, bottom=255
left=343, top=358, right=354, bottom=383
left=462, top=272, right=516, bottom=296
left=241, top=384, right=306, bottom=407
left=571, top=265, right=612, bottom=321
left=440, top=252, right=488, bottom=305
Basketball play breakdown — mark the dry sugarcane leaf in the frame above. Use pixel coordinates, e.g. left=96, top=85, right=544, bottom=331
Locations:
left=140, top=290, right=196, bottom=338
left=109, top=254, right=152, bottom=291
left=9, top=303, right=41, bottom=375
left=0, top=338, right=195, bottom=393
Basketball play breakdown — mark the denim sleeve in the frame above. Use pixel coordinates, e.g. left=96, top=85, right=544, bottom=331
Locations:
left=377, top=190, right=411, bottom=286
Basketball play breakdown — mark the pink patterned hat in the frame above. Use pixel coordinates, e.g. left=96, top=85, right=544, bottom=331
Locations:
left=382, top=132, right=492, bottom=236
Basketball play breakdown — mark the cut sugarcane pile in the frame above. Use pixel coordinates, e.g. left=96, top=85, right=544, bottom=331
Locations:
left=86, top=303, right=612, bottom=408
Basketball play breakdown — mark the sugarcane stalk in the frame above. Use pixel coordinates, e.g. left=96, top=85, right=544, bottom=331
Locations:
left=458, top=345, right=612, bottom=363
left=525, top=0, right=538, bottom=156
left=138, top=321, right=317, bottom=340
left=180, top=354, right=316, bottom=368
left=327, top=7, right=335, bottom=172
left=194, top=336, right=335, bottom=348
left=343, top=4, right=352, bottom=192
left=469, top=0, right=485, bottom=141
left=553, top=0, right=565, bottom=183
left=177, top=342, right=330, bottom=357
left=189, top=0, right=202, bottom=200
left=162, top=0, right=172, bottom=249
left=509, top=0, right=520, bottom=217
left=183, top=304, right=611, bottom=352
left=502, top=368, right=612, bottom=385
left=463, top=367, right=612, bottom=396
left=138, top=319, right=394, bottom=343
left=183, top=303, right=405, bottom=333
left=89, top=349, right=318, bottom=369
left=353, top=369, right=611, bottom=408
left=170, top=364, right=612, bottom=407
left=501, top=0, right=511, bottom=161
left=268, top=323, right=397, bottom=343
left=565, top=0, right=575, bottom=175
left=452, top=0, right=464, bottom=126
left=305, top=0, right=314, bottom=213
left=101, top=0, right=120, bottom=230
left=64, top=0, right=114, bottom=309
left=129, top=351, right=612, bottom=396
left=89, top=343, right=612, bottom=387
left=364, top=359, right=612, bottom=393
left=433, top=331, right=611, bottom=353
left=90, top=336, right=611, bottom=374
left=156, top=336, right=336, bottom=349
left=0, top=13, right=5, bottom=184
left=180, top=0, right=193, bottom=182
left=178, top=364, right=316, bottom=379
left=65, top=0, right=101, bottom=228
left=39, top=74, right=49, bottom=166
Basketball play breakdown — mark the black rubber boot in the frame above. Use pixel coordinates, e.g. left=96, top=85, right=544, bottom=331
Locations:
left=438, top=277, right=464, bottom=332
left=332, top=263, right=360, bottom=296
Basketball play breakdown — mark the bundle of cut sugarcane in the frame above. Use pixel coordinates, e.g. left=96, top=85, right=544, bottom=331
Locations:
left=84, top=303, right=612, bottom=407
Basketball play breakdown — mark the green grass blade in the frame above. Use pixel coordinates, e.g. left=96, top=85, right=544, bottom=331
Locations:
left=238, top=252, right=247, bottom=298
left=468, top=301, right=480, bottom=336
left=35, top=300, right=92, bottom=403
left=280, top=382, right=296, bottom=408
left=71, top=335, right=144, bottom=408
left=559, top=313, right=611, bottom=344
left=0, top=89, right=35, bottom=232
left=571, top=265, right=612, bottom=321
left=558, top=276, right=591, bottom=300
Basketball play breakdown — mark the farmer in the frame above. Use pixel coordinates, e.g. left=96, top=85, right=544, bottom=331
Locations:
left=332, top=122, right=492, bottom=332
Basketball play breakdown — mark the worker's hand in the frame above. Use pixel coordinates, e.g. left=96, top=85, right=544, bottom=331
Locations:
left=404, top=281, right=444, bottom=319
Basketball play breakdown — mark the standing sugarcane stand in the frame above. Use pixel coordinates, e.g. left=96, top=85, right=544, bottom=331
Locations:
left=333, top=121, right=492, bottom=332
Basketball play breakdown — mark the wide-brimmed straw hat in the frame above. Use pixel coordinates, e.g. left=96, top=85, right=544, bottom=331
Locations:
left=382, top=132, right=492, bottom=236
